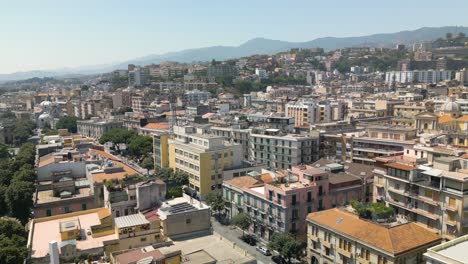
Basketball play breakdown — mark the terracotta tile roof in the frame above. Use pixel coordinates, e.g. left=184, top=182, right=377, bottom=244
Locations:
left=141, top=208, right=160, bottom=222
left=438, top=114, right=455, bottom=123
left=259, top=173, right=274, bottom=183
left=461, top=154, right=468, bottom=159
left=115, top=248, right=165, bottom=264
left=456, top=115, right=468, bottom=121
left=307, top=208, right=441, bottom=255
left=224, top=176, right=264, bottom=189
left=384, top=162, right=415, bottom=171
left=91, top=161, right=140, bottom=184
left=89, top=149, right=121, bottom=161
left=143, top=122, right=170, bottom=130
left=162, top=110, right=186, bottom=116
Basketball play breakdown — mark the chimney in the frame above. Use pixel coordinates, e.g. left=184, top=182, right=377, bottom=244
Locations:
left=49, top=240, right=60, bottom=264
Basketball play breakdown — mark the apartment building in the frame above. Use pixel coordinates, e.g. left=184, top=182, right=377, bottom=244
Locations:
left=373, top=155, right=468, bottom=240
left=183, top=89, right=212, bottom=106
left=286, top=101, right=345, bottom=127
left=103, top=179, right=166, bottom=218
left=385, top=70, right=452, bottom=84
left=77, top=118, right=123, bottom=139
left=334, top=129, right=415, bottom=165
left=307, top=208, right=441, bottom=264
left=168, top=125, right=243, bottom=198
left=249, top=128, right=319, bottom=169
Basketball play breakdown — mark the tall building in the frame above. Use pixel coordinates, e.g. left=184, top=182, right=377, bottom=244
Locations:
left=207, top=63, right=238, bottom=79
left=168, top=125, right=243, bottom=198
left=128, top=66, right=148, bottom=87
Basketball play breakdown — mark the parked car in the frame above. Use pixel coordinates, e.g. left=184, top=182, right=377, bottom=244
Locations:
left=272, top=255, right=286, bottom=264
left=256, top=245, right=271, bottom=256
left=241, top=234, right=257, bottom=246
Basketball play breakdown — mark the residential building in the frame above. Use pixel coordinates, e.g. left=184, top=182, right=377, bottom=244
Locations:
left=157, top=195, right=211, bottom=239
left=307, top=208, right=441, bottom=264
left=184, top=89, right=212, bottom=105
left=168, top=125, right=243, bottom=198
left=111, top=246, right=182, bottom=264
left=385, top=70, right=452, bottom=84
left=77, top=118, right=123, bottom=139
left=249, top=128, right=319, bottom=169
left=374, top=155, right=468, bottom=240
left=207, top=63, right=238, bottom=79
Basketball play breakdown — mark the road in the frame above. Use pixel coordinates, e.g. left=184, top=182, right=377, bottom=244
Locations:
left=211, top=217, right=275, bottom=264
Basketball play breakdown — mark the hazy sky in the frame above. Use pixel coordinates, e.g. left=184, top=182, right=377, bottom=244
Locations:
left=1, top=0, right=467, bottom=74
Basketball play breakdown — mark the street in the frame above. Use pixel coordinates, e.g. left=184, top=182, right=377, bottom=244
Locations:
left=211, top=217, right=275, bottom=264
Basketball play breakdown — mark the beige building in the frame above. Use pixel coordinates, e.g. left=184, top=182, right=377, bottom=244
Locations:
left=168, top=125, right=243, bottom=198
left=374, top=155, right=468, bottom=240
left=307, top=208, right=441, bottom=264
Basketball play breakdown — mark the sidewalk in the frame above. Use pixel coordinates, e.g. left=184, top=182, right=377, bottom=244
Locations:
left=211, top=217, right=272, bottom=264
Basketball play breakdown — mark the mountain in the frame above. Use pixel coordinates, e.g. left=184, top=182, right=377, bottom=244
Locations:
left=2, top=26, right=467, bottom=82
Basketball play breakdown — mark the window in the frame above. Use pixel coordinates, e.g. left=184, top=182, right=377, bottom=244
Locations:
left=186, top=218, right=191, bottom=224
left=81, top=203, right=87, bottom=210
left=46, top=209, right=52, bottom=217
left=307, top=192, right=312, bottom=202
left=64, top=207, right=70, bottom=213
left=140, top=237, right=147, bottom=242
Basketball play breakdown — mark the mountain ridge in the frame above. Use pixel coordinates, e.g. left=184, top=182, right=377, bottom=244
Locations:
left=2, top=26, right=467, bottom=82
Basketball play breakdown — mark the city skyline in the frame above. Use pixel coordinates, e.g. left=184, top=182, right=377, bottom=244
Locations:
left=1, top=0, right=468, bottom=74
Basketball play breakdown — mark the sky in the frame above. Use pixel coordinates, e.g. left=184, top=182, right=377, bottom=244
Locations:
left=1, top=0, right=467, bottom=74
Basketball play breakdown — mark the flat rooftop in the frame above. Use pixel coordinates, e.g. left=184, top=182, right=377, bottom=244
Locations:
left=31, top=209, right=117, bottom=259
left=161, top=234, right=255, bottom=263
left=35, top=187, right=93, bottom=205
left=425, top=235, right=468, bottom=264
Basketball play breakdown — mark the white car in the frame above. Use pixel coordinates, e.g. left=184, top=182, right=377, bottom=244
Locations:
left=256, top=245, right=271, bottom=256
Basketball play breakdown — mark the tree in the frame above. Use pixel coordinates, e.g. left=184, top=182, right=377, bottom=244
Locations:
left=154, top=167, right=173, bottom=182
left=0, top=185, right=7, bottom=215
left=117, top=106, right=133, bottom=114
left=5, top=181, right=35, bottom=224
left=205, top=191, right=225, bottom=218
left=171, top=170, right=189, bottom=185
left=165, top=187, right=183, bottom=199
left=141, top=157, right=154, bottom=174
left=99, top=128, right=136, bottom=152
left=0, top=144, right=9, bottom=160
left=268, top=232, right=306, bottom=263
left=13, top=120, right=35, bottom=146
left=128, top=135, right=153, bottom=161
left=0, top=217, right=28, bottom=264
left=11, top=166, right=35, bottom=183
left=231, top=212, right=251, bottom=238
left=56, top=116, right=78, bottom=133
left=80, top=85, right=89, bottom=91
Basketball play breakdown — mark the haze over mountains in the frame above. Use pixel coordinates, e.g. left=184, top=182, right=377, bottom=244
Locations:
left=2, top=26, right=467, bottom=82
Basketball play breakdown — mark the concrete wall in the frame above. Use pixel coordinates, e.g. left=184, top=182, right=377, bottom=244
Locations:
left=38, top=161, right=86, bottom=181
left=163, top=209, right=211, bottom=238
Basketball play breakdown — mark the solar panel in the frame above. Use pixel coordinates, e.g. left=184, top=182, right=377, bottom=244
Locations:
left=168, top=202, right=196, bottom=214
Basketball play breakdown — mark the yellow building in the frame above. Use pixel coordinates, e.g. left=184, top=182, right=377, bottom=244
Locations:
left=153, top=131, right=171, bottom=169
left=168, top=125, right=242, bottom=198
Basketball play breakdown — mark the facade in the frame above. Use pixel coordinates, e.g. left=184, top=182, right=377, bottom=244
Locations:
left=104, top=179, right=166, bottom=218
left=184, top=89, right=212, bottom=106
left=157, top=195, right=211, bottom=239
left=77, top=119, right=123, bottom=139
left=249, top=128, right=320, bottom=169
left=307, top=208, right=441, bottom=264
left=168, top=125, right=243, bottom=198
left=385, top=70, right=452, bottom=84
left=153, top=131, right=171, bottom=169
left=286, top=101, right=345, bottom=127
left=374, top=155, right=468, bottom=240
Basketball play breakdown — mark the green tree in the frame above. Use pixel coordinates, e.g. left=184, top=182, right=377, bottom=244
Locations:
left=205, top=191, right=225, bottom=217
left=0, top=144, right=9, bottom=160
left=5, top=181, right=35, bottom=224
left=231, top=212, right=251, bottom=238
left=268, top=232, right=306, bottom=263
left=171, top=170, right=189, bottom=185
left=0, top=185, right=8, bottom=215
left=56, top=116, right=78, bottom=133
left=128, top=135, right=153, bottom=161
left=80, top=85, right=89, bottom=91
left=99, top=128, right=136, bottom=152
left=0, top=217, right=28, bottom=264
left=11, top=166, right=35, bottom=183
left=165, top=187, right=183, bottom=199
left=141, top=157, right=154, bottom=174
left=154, top=167, right=173, bottom=182
left=13, top=120, right=35, bottom=146
left=0, top=161, right=13, bottom=186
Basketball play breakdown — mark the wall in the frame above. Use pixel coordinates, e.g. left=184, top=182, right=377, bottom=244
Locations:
left=38, top=161, right=86, bottom=181
left=163, top=209, right=211, bottom=238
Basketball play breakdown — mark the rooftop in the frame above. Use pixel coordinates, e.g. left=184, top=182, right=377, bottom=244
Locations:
left=31, top=208, right=117, bottom=259
left=307, top=208, right=441, bottom=255
left=425, top=235, right=468, bottom=264
left=114, top=213, right=150, bottom=229
left=223, top=176, right=264, bottom=189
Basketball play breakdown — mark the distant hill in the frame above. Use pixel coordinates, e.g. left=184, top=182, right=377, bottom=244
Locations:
left=2, top=26, right=467, bottom=82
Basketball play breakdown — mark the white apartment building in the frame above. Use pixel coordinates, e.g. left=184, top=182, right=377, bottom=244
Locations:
left=385, top=70, right=452, bottom=84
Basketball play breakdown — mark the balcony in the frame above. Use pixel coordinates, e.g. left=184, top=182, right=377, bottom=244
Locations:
left=446, top=204, right=458, bottom=212
left=356, top=256, right=370, bottom=264
left=336, top=247, right=352, bottom=259
left=321, top=239, right=332, bottom=249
